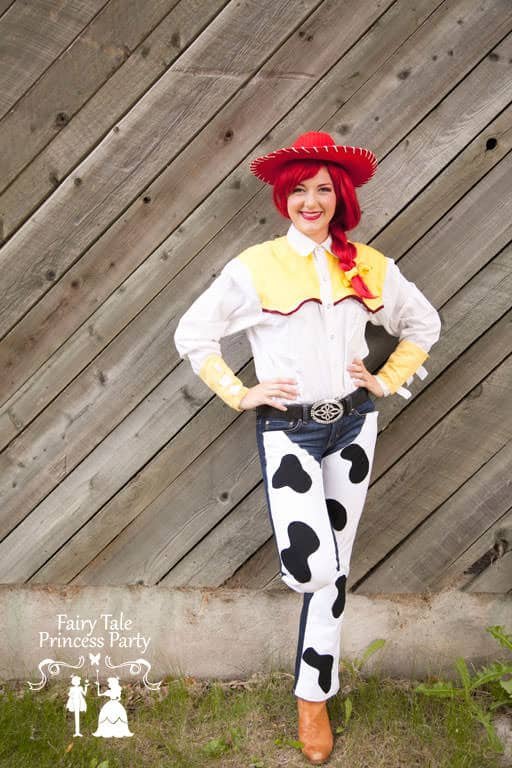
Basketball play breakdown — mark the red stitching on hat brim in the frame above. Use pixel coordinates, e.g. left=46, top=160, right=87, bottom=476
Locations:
left=250, top=145, right=378, bottom=187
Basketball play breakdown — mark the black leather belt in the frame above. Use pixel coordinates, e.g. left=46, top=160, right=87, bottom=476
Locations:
left=256, top=387, right=370, bottom=424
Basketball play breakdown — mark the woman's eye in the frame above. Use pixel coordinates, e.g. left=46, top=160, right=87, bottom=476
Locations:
left=292, top=186, right=332, bottom=193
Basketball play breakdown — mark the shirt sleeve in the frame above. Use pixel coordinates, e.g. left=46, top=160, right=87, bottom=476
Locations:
left=173, top=257, right=263, bottom=411
left=369, top=257, right=441, bottom=399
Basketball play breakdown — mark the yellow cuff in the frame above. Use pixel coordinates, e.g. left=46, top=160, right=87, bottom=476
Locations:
left=198, top=353, right=250, bottom=412
left=376, top=340, right=429, bottom=395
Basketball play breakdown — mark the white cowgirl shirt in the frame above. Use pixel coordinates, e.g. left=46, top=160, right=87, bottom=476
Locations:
left=174, top=223, right=441, bottom=411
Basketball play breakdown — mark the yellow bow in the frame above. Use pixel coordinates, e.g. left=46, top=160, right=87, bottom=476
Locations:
left=341, top=262, right=370, bottom=288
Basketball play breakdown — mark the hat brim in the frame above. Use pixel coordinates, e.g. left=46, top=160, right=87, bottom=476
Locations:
left=249, top=143, right=377, bottom=187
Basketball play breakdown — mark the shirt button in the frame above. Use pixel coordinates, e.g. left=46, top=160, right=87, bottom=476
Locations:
left=329, top=333, right=335, bottom=340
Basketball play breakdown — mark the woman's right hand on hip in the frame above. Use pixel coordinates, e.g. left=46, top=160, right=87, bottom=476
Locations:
left=239, top=378, right=298, bottom=411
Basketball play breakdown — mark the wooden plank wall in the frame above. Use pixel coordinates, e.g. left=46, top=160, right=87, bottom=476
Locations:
left=0, top=0, right=510, bottom=594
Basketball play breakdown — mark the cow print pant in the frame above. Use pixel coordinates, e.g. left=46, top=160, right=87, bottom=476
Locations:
left=255, top=394, right=378, bottom=702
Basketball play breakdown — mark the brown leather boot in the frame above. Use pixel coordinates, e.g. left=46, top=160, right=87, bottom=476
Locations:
left=297, top=696, right=334, bottom=764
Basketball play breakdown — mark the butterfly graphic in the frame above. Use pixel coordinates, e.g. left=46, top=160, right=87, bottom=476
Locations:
left=89, top=652, right=101, bottom=667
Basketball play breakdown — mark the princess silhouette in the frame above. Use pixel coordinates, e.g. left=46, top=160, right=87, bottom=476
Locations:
left=93, top=676, right=133, bottom=738
left=66, top=674, right=89, bottom=737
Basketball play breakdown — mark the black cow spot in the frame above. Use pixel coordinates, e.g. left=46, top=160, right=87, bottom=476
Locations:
left=326, top=498, right=347, bottom=531
left=281, top=521, right=320, bottom=583
left=332, top=574, right=346, bottom=619
left=340, top=444, right=369, bottom=483
left=272, top=454, right=312, bottom=493
left=302, top=647, right=333, bottom=694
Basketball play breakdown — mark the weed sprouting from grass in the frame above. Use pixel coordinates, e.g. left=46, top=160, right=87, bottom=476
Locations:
left=414, top=624, right=512, bottom=755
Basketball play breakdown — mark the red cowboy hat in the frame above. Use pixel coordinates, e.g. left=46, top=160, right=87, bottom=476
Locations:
left=249, top=131, right=378, bottom=187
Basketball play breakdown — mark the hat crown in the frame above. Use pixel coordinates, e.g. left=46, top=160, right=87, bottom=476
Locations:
left=292, top=131, right=336, bottom=149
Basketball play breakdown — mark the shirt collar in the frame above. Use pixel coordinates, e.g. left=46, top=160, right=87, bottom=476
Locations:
left=286, top=222, right=333, bottom=257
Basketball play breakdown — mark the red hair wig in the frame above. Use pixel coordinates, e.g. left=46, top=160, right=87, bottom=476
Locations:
left=272, top=159, right=361, bottom=271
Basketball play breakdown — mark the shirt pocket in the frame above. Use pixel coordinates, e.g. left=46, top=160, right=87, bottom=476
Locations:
left=344, top=298, right=371, bottom=355
left=260, top=311, right=293, bottom=362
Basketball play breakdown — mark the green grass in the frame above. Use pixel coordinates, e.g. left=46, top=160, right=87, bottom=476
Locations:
left=0, top=669, right=507, bottom=768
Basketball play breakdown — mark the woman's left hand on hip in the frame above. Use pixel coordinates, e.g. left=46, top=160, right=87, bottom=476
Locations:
left=347, top=358, right=384, bottom=397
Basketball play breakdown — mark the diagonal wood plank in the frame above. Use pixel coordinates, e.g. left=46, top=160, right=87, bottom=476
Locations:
left=0, top=0, right=324, bottom=336
left=371, top=246, right=512, bottom=468
left=28, top=357, right=257, bottom=584
left=67, top=404, right=264, bottom=586
left=365, top=43, right=512, bottom=246
left=156, top=484, right=271, bottom=588
left=356, top=438, right=512, bottom=592
left=0, top=0, right=182, bottom=194
left=465, top=550, right=512, bottom=593
left=224, top=523, right=280, bottom=590
left=395, top=151, right=512, bottom=307
left=348, top=352, right=512, bottom=589
left=434, top=508, right=512, bottom=591
left=0, top=1, right=17, bottom=18
left=0, top=0, right=109, bottom=120
left=0, top=0, right=228, bottom=234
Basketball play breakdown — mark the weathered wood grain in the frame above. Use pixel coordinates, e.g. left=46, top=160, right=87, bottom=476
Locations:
left=160, top=484, right=271, bottom=587
left=348, top=353, right=512, bottom=589
left=1, top=3, right=509, bottom=438
left=0, top=0, right=394, bottom=406
left=0, top=0, right=109, bottom=120
left=69, top=401, right=264, bottom=585
left=0, top=0, right=182, bottom=193
left=29, top=358, right=256, bottom=584
left=356, top=437, right=512, bottom=592
left=0, top=1, right=17, bottom=18
left=466, top=550, right=512, bottom=593
left=0, top=146, right=509, bottom=568
left=371, top=243, right=512, bottom=440
left=366, top=44, right=512, bottom=248
left=372, top=246, right=512, bottom=470
left=0, top=0, right=227, bottom=234
left=434, top=508, right=512, bottom=591
left=316, top=0, right=512, bottom=156
left=0, top=0, right=510, bottom=592
left=0, top=0, right=322, bottom=335
left=225, top=529, right=282, bottom=590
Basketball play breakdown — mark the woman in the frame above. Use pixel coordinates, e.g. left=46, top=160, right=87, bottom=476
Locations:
left=93, top=676, right=133, bottom=738
left=174, top=131, right=441, bottom=764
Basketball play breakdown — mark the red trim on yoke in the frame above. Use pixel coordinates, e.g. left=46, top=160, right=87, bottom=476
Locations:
left=262, top=295, right=384, bottom=316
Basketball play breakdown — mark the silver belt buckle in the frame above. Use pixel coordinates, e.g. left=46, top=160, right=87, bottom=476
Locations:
left=310, top=397, right=344, bottom=424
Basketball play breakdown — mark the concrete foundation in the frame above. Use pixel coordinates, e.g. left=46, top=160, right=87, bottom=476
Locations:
left=1, top=585, right=510, bottom=684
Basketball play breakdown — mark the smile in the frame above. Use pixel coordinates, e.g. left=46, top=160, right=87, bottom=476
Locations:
left=300, top=212, right=322, bottom=220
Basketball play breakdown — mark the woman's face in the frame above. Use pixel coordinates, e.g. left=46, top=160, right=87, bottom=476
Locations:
left=286, top=166, right=336, bottom=243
